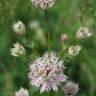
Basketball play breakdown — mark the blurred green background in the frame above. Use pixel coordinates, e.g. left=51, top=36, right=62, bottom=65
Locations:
left=0, top=0, right=96, bottom=96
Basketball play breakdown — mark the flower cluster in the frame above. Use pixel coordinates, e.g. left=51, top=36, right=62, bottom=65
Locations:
left=29, top=52, right=67, bottom=93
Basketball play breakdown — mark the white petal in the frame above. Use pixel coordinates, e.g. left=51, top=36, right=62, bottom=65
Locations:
left=56, top=74, right=67, bottom=82
left=40, top=83, right=47, bottom=93
left=52, top=82, right=58, bottom=92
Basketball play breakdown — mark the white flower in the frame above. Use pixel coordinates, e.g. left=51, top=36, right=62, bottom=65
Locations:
left=13, top=21, right=26, bottom=35
left=68, top=45, right=81, bottom=56
left=29, top=52, right=67, bottom=93
left=64, top=82, right=79, bottom=96
left=31, top=0, right=55, bottom=10
left=10, top=42, right=26, bottom=57
left=60, top=33, right=68, bottom=42
left=29, top=20, right=40, bottom=30
left=15, top=87, right=29, bottom=96
left=76, top=27, right=92, bottom=39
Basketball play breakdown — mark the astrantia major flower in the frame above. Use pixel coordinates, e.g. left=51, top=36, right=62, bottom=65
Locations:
left=31, top=0, right=55, bottom=10
left=13, top=20, right=26, bottom=35
left=29, top=52, right=67, bottom=93
left=10, top=42, right=26, bottom=57
left=68, top=45, right=81, bottom=56
left=76, top=27, right=92, bottom=39
left=64, top=82, right=79, bottom=96
left=15, top=87, right=29, bottom=96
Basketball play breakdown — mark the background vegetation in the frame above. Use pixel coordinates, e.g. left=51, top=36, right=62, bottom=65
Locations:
left=0, top=0, right=96, bottom=96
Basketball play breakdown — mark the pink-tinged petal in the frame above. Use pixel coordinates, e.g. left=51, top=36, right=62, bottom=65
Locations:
left=40, top=81, right=52, bottom=93
left=56, top=74, right=67, bottom=82
left=31, top=77, right=43, bottom=87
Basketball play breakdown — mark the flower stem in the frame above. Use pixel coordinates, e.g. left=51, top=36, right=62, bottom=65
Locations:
left=79, top=6, right=85, bottom=26
left=58, top=43, right=67, bottom=59
left=44, top=10, right=51, bottom=55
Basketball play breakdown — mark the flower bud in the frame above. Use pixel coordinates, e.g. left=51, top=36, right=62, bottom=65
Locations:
left=64, top=82, right=79, bottom=96
left=13, top=21, right=26, bottom=35
left=60, top=33, right=68, bottom=42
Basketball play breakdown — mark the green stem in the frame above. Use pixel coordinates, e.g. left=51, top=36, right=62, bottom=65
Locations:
left=79, top=6, right=85, bottom=26
left=58, top=43, right=67, bottom=59
left=44, top=10, right=51, bottom=55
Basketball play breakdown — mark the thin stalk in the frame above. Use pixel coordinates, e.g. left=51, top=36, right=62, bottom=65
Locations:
left=44, top=10, right=51, bottom=55
left=79, top=6, right=85, bottom=26
left=58, top=43, right=67, bottom=59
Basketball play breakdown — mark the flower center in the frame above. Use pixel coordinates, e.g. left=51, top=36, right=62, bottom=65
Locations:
left=46, top=68, right=51, bottom=75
